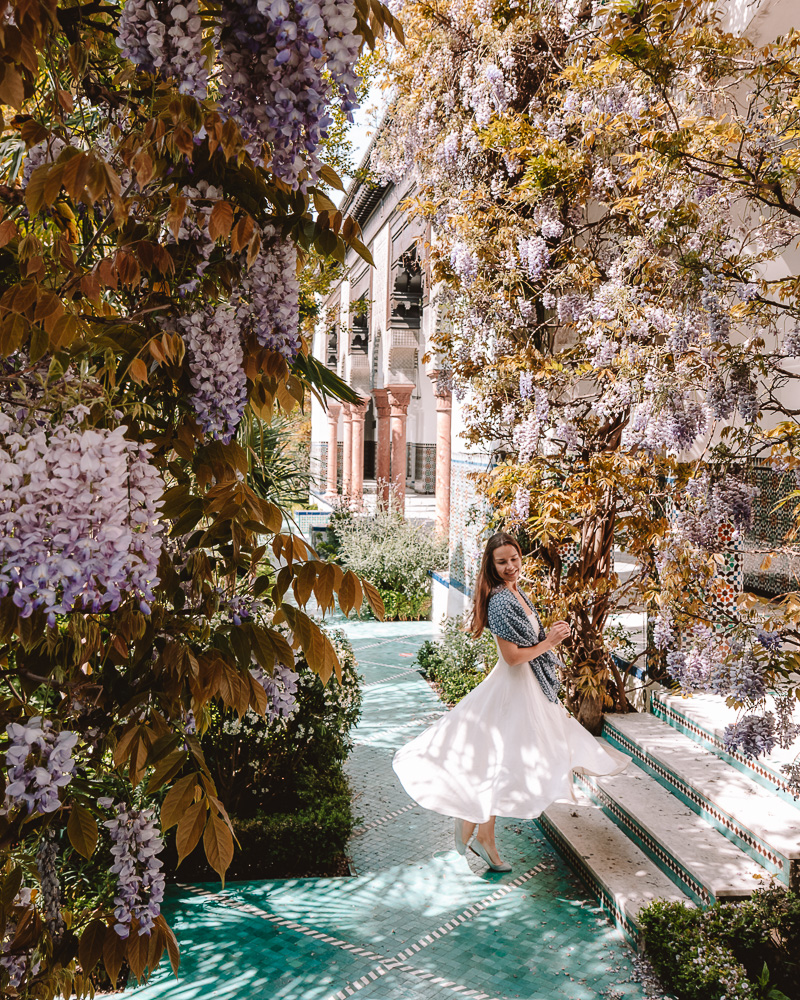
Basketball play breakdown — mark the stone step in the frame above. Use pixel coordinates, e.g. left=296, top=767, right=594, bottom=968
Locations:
left=538, top=794, right=692, bottom=943
left=602, top=712, right=800, bottom=889
left=576, top=749, right=766, bottom=906
left=650, top=685, right=800, bottom=809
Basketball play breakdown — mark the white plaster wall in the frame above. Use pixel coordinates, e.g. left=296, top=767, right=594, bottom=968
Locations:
left=371, top=223, right=390, bottom=388
left=723, top=0, right=797, bottom=41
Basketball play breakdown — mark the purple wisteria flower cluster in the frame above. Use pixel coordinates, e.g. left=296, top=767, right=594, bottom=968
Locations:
left=507, top=484, right=531, bottom=525
left=219, top=590, right=269, bottom=625
left=723, top=713, right=779, bottom=759
left=0, top=887, right=39, bottom=989
left=37, top=833, right=65, bottom=945
left=2, top=717, right=78, bottom=816
left=449, top=241, right=479, bottom=284
left=219, top=0, right=361, bottom=189
left=180, top=302, right=248, bottom=444
left=517, top=235, right=550, bottom=281
left=672, top=472, right=754, bottom=553
left=117, top=1, right=208, bottom=100
left=235, top=228, right=301, bottom=361
left=513, top=389, right=549, bottom=462
left=250, top=662, right=300, bottom=721
left=102, top=799, right=166, bottom=938
left=0, top=416, right=164, bottom=624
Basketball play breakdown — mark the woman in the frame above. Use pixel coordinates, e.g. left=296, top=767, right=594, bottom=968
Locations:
left=392, top=531, right=628, bottom=872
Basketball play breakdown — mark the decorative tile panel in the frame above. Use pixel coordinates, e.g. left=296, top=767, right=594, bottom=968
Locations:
left=310, top=441, right=327, bottom=491
left=448, top=453, right=493, bottom=597
left=742, top=460, right=800, bottom=596
left=413, top=444, right=436, bottom=494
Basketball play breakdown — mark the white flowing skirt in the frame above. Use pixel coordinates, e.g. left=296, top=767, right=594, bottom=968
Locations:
left=392, top=648, right=629, bottom=824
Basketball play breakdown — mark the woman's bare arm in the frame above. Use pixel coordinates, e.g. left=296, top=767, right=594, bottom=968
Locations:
left=496, top=621, right=571, bottom=666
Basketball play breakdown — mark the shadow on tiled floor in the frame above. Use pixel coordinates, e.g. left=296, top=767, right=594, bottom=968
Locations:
left=127, top=619, right=652, bottom=1000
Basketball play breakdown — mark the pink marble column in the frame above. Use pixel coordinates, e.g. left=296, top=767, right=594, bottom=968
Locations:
left=429, top=373, right=452, bottom=536
left=386, top=385, right=414, bottom=514
left=350, top=395, right=369, bottom=508
left=325, top=401, right=341, bottom=496
left=341, top=403, right=353, bottom=499
left=372, top=388, right=391, bottom=504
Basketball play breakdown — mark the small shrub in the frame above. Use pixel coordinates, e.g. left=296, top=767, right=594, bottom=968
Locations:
left=375, top=586, right=432, bottom=622
left=332, top=500, right=447, bottom=619
left=417, top=617, right=498, bottom=705
left=640, top=889, right=798, bottom=1000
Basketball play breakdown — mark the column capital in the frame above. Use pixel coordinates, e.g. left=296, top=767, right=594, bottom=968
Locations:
left=327, top=400, right=342, bottom=421
left=428, top=369, right=453, bottom=404
left=341, top=402, right=354, bottom=420
left=386, top=384, right=414, bottom=416
left=349, top=393, right=370, bottom=417
left=372, top=387, right=391, bottom=419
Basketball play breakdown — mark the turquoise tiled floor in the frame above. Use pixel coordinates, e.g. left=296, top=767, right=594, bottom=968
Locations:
left=128, top=619, right=652, bottom=1000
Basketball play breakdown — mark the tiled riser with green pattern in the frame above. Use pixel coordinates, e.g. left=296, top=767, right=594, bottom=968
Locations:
left=650, top=693, right=800, bottom=810
left=601, top=720, right=792, bottom=888
left=572, top=772, right=713, bottom=907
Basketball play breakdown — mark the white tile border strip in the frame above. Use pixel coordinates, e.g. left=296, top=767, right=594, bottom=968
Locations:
left=176, top=864, right=544, bottom=1000
left=351, top=801, right=419, bottom=836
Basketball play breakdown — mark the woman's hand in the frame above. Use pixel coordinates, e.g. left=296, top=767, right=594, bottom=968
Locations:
left=544, top=621, right=571, bottom=650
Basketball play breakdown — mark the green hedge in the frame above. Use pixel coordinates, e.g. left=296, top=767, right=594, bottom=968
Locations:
left=164, top=628, right=362, bottom=880
left=639, top=887, right=800, bottom=1000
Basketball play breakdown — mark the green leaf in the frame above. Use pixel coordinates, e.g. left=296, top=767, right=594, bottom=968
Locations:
left=349, top=236, right=374, bottom=266
left=319, top=163, right=345, bottom=191
left=79, top=919, right=107, bottom=974
left=68, top=802, right=99, bottom=859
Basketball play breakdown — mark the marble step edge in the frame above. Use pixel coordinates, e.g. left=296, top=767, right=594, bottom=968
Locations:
left=538, top=796, right=692, bottom=946
left=575, top=756, right=766, bottom=907
left=649, top=687, right=800, bottom=809
left=602, top=714, right=799, bottom=888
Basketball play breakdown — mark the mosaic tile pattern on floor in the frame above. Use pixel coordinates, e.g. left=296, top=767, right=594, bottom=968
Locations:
left=127, top=619, right=653, bottom=1000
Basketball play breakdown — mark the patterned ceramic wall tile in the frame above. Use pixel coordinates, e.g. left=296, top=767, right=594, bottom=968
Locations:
left=448, top=453, right=493, bottom=597
left=742, top=460, right=799, bottom=596
left=310, top=441, right=327, bottom=491
left=294, top=510, right=332, bottom=538
left=413, top=444, right=436, bottom=494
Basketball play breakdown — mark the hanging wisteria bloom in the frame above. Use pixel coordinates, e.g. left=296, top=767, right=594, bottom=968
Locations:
left=0, top=415, right=164, bottom=623
left=250, top=662, right=300, bottom=721
left=723, top=714, right=779, bottom=759
left=102, top=799, right=166, bottom=938
left=672, top=472, right=754, bottom=553
left=117, top=1, right=208, bottom=99
left=37, top=833, right=65, bottom=945
left=517, top=236, right=550, bottom=281
left=179, top=302, right=248, bottom=444
left=507, top=484, right=531, bottom=526
left=2, top=717, right=78, bottom=816
left=449, top=241, right=480, bottom=284
left=219, top=0, right=361, bottom=188
left=0, top=886, right=38, bottom=989
left=235, top=227, right=301, bottom=361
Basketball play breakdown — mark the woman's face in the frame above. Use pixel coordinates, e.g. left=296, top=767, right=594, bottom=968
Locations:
left=492, top=544, right=522, bottom=585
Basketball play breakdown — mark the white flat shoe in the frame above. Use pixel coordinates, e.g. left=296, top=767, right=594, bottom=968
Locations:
left=470, top=839, right=512, bottom=872
left=453, top=818, right=474, bottom=855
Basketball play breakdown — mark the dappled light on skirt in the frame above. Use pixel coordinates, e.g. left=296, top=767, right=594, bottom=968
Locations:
left=393, top=647, right=629, bottom=824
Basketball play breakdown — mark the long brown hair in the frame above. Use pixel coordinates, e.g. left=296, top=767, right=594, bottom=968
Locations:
left=469, top=532, right=523, bottom=637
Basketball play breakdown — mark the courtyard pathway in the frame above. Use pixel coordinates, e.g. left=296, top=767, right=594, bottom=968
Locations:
left=129, top=619, right=657, bottom=1000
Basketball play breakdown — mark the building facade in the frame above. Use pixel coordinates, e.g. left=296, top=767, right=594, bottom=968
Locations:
left=309, top=0, right=800, bottom=622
